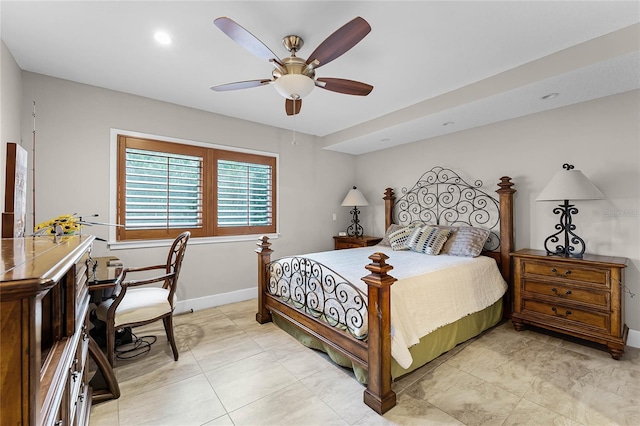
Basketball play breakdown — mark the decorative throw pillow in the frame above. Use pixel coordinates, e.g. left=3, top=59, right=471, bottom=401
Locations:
left=378, top=224, right=404, bottom=247
left=440, top=226, right=491, bottom=257
left=407, top=225, right=452, bottom=255
left=387, top=225, right=417, bottom=251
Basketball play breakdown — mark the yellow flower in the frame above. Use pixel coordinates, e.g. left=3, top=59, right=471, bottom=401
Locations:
left=35, top=214, right=83, bottom=235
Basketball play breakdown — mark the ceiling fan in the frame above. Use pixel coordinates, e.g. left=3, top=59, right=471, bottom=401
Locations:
left=210, top=16, right=374, bottom=116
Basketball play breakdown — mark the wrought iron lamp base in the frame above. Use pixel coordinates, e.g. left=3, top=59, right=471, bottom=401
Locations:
left=346, top=206, right=364, bottom=237
left=543, top=199, right=585, bottom=258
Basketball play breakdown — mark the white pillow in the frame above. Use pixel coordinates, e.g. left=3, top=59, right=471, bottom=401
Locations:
left=439, top=226, right=491, bottom=257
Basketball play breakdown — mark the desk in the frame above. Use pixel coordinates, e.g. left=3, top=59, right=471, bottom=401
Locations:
left=87, top=256, right=122, bottom=404
left=89, top=256, right=123, bottom=290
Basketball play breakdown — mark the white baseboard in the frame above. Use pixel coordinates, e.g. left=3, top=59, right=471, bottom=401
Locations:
left=174, top=287, right=258, bottom=315
left=627, top=328, right=640, bottom=348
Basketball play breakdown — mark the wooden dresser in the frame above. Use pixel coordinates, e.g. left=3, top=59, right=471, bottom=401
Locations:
left=333, top=235, right=382, bottom=250
left=511, top=249, right=628, bottom=359
left=1, top=235, right=95, bottom=425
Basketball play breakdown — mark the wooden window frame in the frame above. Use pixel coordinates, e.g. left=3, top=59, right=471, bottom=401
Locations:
left=116, top=135, right=277, bottom=241
left=213, top=150, right=277, bottom=237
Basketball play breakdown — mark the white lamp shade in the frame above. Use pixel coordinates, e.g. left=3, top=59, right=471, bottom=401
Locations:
left=274, top=74, right=315, bottom=99
left=341, top=187, right=369, bottom=207
left=536, top=168, right=605, bottom=201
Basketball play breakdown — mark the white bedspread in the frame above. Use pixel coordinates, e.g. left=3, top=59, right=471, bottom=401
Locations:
left=287, top=246, right=507, bottom=369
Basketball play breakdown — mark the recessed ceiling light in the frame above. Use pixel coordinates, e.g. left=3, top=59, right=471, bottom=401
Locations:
left=541, top=92, right=559, bottom=100
left=442, top=121, right=455, bottom=126
left=154, top=31, right=172, bottom=45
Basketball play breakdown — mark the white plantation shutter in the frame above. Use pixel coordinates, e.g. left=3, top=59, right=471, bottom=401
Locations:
left=124, top=148, right=203, bottom=229
left=117, top=134, right=276, bottom=241
left=217, top=159, right=272, bottom=228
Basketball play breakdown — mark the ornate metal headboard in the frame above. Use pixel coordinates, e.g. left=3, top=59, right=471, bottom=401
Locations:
left=392, top=166, right=502, bottom=252
left=383, top=166, right=516, bottom=312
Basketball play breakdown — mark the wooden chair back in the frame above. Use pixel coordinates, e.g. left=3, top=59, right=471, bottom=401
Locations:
left=164, top=231, right=190, bottom=304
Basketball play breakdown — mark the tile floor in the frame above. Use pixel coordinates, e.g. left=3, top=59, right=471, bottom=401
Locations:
left=89, top=299, right=640, bottom=426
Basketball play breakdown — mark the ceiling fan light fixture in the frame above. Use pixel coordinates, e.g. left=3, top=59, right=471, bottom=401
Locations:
left=153, top=31, right=172, bottom=45
left=274, top=74, right=315, bottom=100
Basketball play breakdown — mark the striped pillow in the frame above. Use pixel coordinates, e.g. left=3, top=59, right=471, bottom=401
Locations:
left=440, top=226, right=491, bottom=257
left=407, top=225, right=452, bottom=255
left=387, top=225, right=417, bottom=251
left=379, top=224, right=405, bottom=247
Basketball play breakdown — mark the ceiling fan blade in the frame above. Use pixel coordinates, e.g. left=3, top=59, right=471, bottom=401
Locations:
left=210, top=79, right=271, bottom=92
left=316, top=78, right=373, bottom=96
left=214, top=17, right=281, bottom=62
left=285, top=98, right=302, bottom=116
left=306, top=17, right=371, bottom=68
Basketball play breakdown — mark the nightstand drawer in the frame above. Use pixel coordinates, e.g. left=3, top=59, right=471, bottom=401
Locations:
left=333, top=236, right=382, bottom=250
left=338, top=242, right=363, bottom=249
left=523, top=260, right=609, bottom=287
left=522, top=299, right=609, bottom=332
left=523, top=280, right=610, bottom=308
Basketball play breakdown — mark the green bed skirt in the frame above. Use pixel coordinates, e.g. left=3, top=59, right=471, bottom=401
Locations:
left=271, top=298, right=503, bottom=383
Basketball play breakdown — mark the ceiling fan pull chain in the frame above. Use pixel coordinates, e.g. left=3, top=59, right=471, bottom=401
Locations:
left=292, top=98, right=298, bottom=146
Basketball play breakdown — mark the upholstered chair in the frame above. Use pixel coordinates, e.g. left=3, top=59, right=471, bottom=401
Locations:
left=96, top=231, right=190, bottom=367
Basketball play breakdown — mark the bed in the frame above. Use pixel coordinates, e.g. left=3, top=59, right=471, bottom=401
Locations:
left=255, top=166, right=516, bottom=414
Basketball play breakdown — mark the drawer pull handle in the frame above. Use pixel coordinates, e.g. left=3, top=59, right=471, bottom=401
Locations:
left=551, top=288, right=572, bottom=297
left=551, top=307, right=572, bottom=317
left=550, top=268, right=571, bottom=277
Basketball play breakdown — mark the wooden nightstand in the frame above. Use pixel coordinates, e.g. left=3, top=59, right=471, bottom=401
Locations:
left=334, top=235, right=382, bottom=250
left=511, top=249, right=628, bottom=359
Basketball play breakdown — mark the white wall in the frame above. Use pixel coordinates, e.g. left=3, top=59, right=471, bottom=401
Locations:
left=1, top=39, right=24, bottom=213
left=355, top=90, right=640, bottom=333
left=20, top=72, right=356, bottom=307
left=11, top=62, right=640, bottom=341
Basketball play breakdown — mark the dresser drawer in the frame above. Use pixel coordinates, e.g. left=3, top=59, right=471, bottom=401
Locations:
left=75, top=252, right=90, bottom=306
left=68, top=311, right=90, bottom=426
left=522, top=299, right=610, bottom=332
left=522, top=260, right=609, bottom=287
left=523, top=279, right=610, bottom=309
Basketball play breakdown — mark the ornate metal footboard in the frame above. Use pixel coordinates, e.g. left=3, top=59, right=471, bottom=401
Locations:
left=256, top=237, right=397, bottom=415
left=267, top=256, right=369, bottom=339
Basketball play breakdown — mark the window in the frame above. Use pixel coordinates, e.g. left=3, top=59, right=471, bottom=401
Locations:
left=116, top=135, right=276, bottom=241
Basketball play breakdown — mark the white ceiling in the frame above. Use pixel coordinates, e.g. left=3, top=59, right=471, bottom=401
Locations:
left=2, top=1, right=639, bottom=155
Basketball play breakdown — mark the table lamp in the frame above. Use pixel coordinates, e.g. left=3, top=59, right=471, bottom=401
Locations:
left=341, top=186, right=369, bottom=237
left=536, top=163, right=605, bottom=258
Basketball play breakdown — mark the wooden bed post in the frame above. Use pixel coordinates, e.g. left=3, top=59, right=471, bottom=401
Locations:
left=255, top=236, right=273, bottom=324
left=383, top=188, right=395, bottom=231
left=496, top=176, right=516, bottom=317
left=362, top=252, right=397, bottom=414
